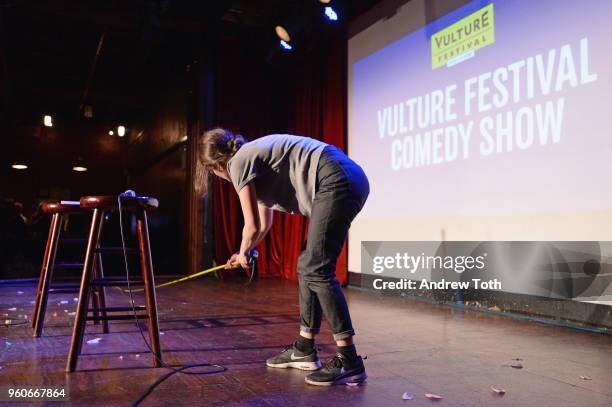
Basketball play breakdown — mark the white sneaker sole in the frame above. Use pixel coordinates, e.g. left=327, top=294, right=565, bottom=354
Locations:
left=266, top=360, right=322, bottom=371
left=305, top=372, right=368, bottom=386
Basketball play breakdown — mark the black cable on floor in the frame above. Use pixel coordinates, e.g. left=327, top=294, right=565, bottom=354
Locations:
left=117, top=194, right=227, bottom=406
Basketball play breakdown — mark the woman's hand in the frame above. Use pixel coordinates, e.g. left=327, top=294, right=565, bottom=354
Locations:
left=227, top=253, right=239, bottom=268
left=237, top=252, right=251, bottom=269
left=227, top=252, right=251, bottom=269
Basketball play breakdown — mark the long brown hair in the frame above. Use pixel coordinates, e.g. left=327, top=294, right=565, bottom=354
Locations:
left=195, top=128, right=247, bottom=194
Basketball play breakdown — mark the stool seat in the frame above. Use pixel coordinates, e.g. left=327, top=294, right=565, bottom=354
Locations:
left=41, top=201, right=90, bottom=214
left=80, top=195, right=159, bottom=210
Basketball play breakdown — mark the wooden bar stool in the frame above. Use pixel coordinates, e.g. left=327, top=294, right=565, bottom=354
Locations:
left=66, top=194, right=162, bottom=372
left=31, top=201, right=109, bottom=337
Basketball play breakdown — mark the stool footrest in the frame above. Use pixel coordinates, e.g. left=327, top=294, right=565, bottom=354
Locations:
left=91, top=278, right=144, bottom=286
left=87, top=314, right=149, bottom=321
left=95, top=247, right=140, bottom=255
left=88, top=306, right=146, bottom=313
left=56, top=262, right=85, bottom=269
left=50, top=283, right=81, bottom=289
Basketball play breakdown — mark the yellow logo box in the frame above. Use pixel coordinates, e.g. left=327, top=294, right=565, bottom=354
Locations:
left=431, top=3, right=495, bottom=69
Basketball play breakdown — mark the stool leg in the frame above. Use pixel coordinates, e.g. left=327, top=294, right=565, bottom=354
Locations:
left=137, top=208, right=162, bottom=367
left=66, top=209, right=103, bottom=372
left=91, top=264, right=101, bottom=325
left=32, top=213, right=55, bottom=330
left=95, top=252, right=110, bottom=333
left=94, top=213, right=109, bottom=333
left=33, top=213, right=62, bottom=337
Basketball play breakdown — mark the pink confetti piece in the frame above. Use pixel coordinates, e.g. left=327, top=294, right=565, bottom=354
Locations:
left=511, top=361, right=523, bottom=369
left=491, top=387, right=506, bottom=395
left=402, top=392, right=414, bottom=400
left=119, top=356, right=124, bottom=360
left=580, top=375, right=592, bottom=380
left=425, top=393, right=443, bottom=401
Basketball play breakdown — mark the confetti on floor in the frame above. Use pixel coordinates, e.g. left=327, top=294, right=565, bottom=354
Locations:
left=86, top=338, right=102, bottom=344
left=425, top=393, right=443, bottom=401
left=580, top=375, right=592, bottom=380
left=8, top=308, right=16, bottom=311
left=491, top=387, right=506, bottom=395
left=402, top=392, right=414, bottom=400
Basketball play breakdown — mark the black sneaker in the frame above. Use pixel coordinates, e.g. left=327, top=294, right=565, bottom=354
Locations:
left=305, top=353, right=367, bottom=386
left=266, top=342, right=322, bottom=371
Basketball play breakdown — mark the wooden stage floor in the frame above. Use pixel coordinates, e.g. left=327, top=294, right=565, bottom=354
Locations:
left=1, top=278, right=611, bottom=406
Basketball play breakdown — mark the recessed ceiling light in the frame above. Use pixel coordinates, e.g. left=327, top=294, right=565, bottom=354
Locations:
left=275, top=25, right=291, bottom=42
left=73, top=157, right=87, bottom=172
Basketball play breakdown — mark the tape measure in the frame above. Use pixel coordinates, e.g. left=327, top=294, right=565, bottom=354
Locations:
left=123, top=250, right=258, bottom=293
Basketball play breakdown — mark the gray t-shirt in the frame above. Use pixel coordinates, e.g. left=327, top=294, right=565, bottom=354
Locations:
left=226, top=134, right=327, bottom=217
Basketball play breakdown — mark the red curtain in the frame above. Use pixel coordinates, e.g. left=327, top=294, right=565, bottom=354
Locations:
left=212, top=29, right=349, bottom=285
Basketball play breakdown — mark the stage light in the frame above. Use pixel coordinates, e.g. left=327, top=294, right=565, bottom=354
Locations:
left=109, top=130, right=114, bottom=136
left=11, top=156, right=28, bottom=170
left=280, top=40, right=293, bottom=51
left=73, top=157, right=87, bottom=172
left=117, top=126, right=126, bottom=137
left=43, top=115, right=53, bottom=127
left=275, top=25, right=291, bottom=42
left=324, top=6, right=338, bottom=21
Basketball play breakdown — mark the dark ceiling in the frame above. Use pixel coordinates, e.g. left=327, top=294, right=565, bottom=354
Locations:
left=0, top=0, right=377, bottom=128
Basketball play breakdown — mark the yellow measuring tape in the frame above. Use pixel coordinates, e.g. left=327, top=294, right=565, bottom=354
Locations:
left=123, top=263, right=237, bottom=293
